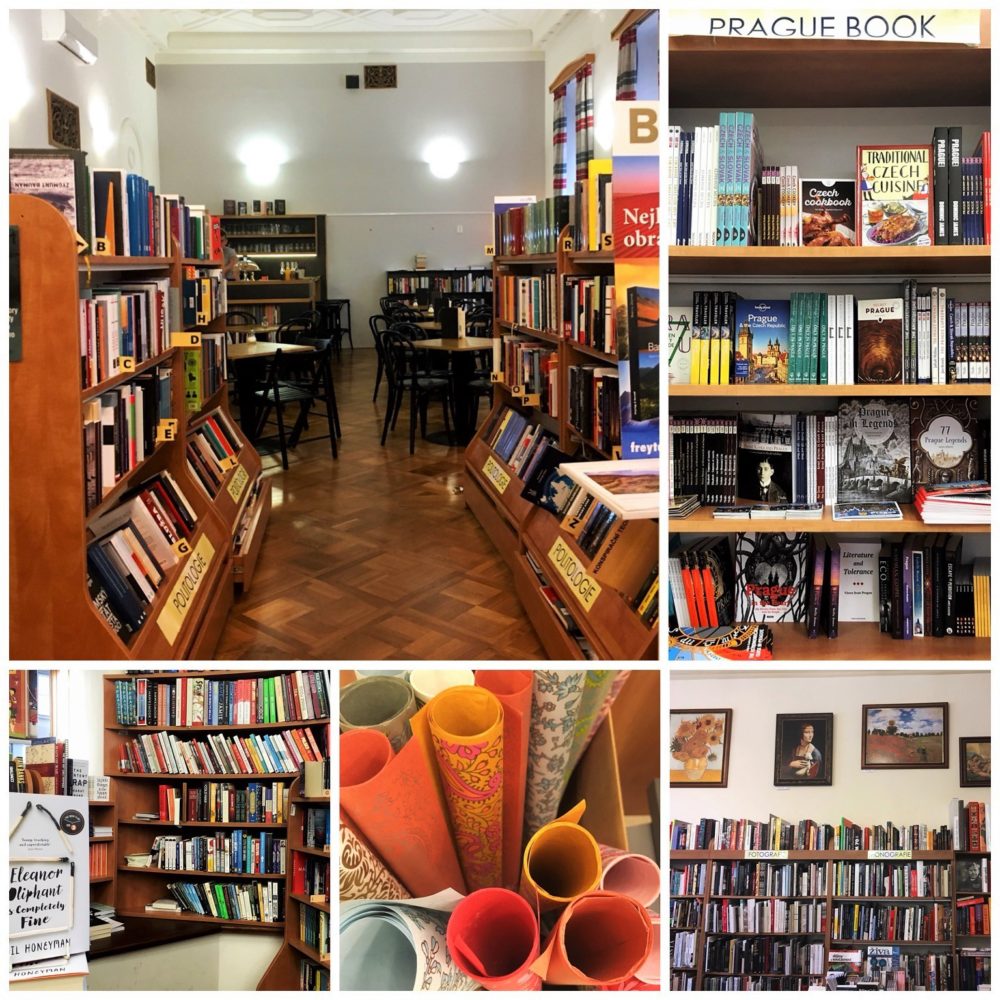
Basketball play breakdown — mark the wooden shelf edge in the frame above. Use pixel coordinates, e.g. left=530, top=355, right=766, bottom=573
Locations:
left=669, top=383, right=992, bottom=397
left=119, top=909, right=283, bottom=930
left=107, top=718, right=328, bottom=732
left=289, top=892, right=330, bottom=913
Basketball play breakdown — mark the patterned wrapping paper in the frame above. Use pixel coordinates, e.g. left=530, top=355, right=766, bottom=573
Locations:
left=598, top=843, right=661, bottom=907
left=340, top=902, right=479, bottom=991
left=474, top=669, right=534, bottom=890
left=339, top=728, right=467, bottom=898
left=446, top=888, right=542, bottom=990
left=520, top=800, right=602, bottom=913
left=422, top=686, right=504, bottom=893
left=529, top=890, right=653, bottom=987
left=339, top=675, right=417, bottom=752
left=581, top=669, right=632, bottom=750
left=339, top=811, right=410, bottom=901
left=523, top=670, right=586, bottom=838
left=560, top=670, right=617, bottom=791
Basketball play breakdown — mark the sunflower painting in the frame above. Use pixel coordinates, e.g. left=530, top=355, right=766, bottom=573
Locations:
left=670, top=709, right=732, bottom=787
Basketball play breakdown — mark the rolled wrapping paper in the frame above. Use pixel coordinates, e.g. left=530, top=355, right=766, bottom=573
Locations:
left=560, top=670, right=617, bottom=789
left=408, top=669, right=475, bottom=706
left=523, top=669, right=587, bottom=838
left=340, top=675, right=417, bottom=752
left=598, top=843, right=661, bottom=907
left=445, top=888, right=542, bottom=990
left=529, top=890, right=653, bottom=987
left=600, top=912, right=660, bottom=989
left=474, top=669, right=534, bottom=890
left=340, top=811, right=410, bottom=901
left=423, top=685, right=504, bottom=893
left=339, top=729, right=467, bottom=897
left=581, top=669, right=632, bottom=749
left=520, top=800, right=602, bottom=912
left=340, top=902, right=478, bottom=991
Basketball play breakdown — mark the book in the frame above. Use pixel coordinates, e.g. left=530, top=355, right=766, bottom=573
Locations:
left=836, top=540, right=882, bottom=622
left=837, top=399, right=913, bottom=503
left=909, top=398, right=979, bottom=486
left=857, top=145, right=933, bottom=247
left=833, top=501, right=903, bottom=520
left=800, top=178, right=855, bottom=246
left=733, top=298, right=789, bottom=384
left=737, top=413, right=793, bottom=504
left=9, top=148, right=91, bottom=246
left=627, top=285, right=659, bottom=422
left=667, top=305, right=692, bottom=384
left=856, top=298, right=904, bottom=383
left=734, top=532, right=810, bottom=624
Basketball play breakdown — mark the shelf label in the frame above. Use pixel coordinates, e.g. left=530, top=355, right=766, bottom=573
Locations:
left=157, top=534, right=216, bottom=646
left=490, top=371, right=502, bottom=383
left=227, top=463, right=250, bottom=503
left=171, top=538, right=193, bottom=558
left=171, top=331, right=201, bottom=348
left=562, top=236, right=574, bottom=252
left=510, top=385, right=541, bottom=406
left=546, top=537, right=602, bottom=612
left=482, top=455, right=510, bottom=495
left=218, top=454, right=239, bottom=471
left=155, top=419, right=179, bottom=443
left=867, top=850, right=912, bottom=860
left=600, top=233, right=614, bottom=251
left=484, top=244, right=495, bottom=257
left=120, top=356, right=136, bottom=373
left=745, top=850, right=789, bottom=860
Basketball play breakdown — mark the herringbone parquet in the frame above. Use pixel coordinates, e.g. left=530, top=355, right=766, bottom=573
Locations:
left=213, top=348, right=546, bottom=660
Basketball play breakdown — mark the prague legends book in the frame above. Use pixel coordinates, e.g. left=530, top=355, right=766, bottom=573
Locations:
left=837, top=398, right=913, bottom=503
left=909, top=397, right=979, bottom=486
left=857, top=145, right=933, bottom=247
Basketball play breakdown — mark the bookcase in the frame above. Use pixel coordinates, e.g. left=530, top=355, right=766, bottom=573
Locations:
left=220, top=213, right=326, bottom=294
left=955, top=848, right=991, bottom=989
left=103, top=669, right=329, bottom=942
left=89, top=794, right=118, bottom=910
left=667, top=18, right=991, bottom=661
left=258, top=775, right=330, bottom=990
left=461, top=228, right=657, bottom=660
left=385, top=266, right=492, bottom=306
left=225, top=276, right=322, bottom=325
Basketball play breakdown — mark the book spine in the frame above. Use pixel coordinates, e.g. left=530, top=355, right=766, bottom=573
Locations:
left=948, top=127, right=963, bottom=244
left=933, top=127, right=949, bottom=244
left=901, top=539, right=913, bottom=640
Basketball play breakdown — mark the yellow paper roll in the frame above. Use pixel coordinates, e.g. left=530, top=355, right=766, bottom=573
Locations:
left=520, top=800, right=602, bottom=912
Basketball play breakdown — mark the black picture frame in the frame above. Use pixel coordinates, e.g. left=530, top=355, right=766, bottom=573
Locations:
left=959, top=736, right=990, bottom=787
left=252, top=199, right=261, bottom=214
left=223, top=199, right=236, bottom=215
left=861, top=702, right=948, bottom=769
left=774, top=713, right=833, bottom=786
left=275, top=199, right=286, bottom=215
left=237, top=202, right=247, bottom=216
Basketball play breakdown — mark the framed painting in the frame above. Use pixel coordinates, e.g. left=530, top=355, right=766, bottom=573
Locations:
left=861, top=703, right=948, bottom=769
left=670, top=709, right=731, bottom=787
left=959, top=737, right=990, bottom=787
left=774, top=713, right=833, bottom=786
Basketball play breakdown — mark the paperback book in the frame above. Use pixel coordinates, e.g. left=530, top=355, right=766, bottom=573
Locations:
left=737, top=413, right=793, bottom=503
left=734, top=532, right=810, bottom=624
left=733, top=299, right=789, bottom=384
left=800, top=178, right=855, bottom=246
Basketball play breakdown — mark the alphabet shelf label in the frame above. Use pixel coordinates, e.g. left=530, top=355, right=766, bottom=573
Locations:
left=546, top=537, right=602, bottom=612
left=157, top=533, right=216, bottom=645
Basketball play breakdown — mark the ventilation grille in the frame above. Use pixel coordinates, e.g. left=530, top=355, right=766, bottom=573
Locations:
left=364, top=65, right=397, bottom=89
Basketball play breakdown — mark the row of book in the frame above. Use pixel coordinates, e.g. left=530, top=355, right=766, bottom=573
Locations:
left=703, top=935, right=823, bottom=976
left=165, top=878, right=283, bottom=923
left=710, top=861, right=827, bottom=899
left=181, top=781, right=291, bottom=825
left=300, top=960, right=329, bottom=991
left=759, top=164, right=809, bottom=246
left=563, top=273, right=617, bottom=354
left=186, top=410, right=243, bottom=497
left=86, top=472, right=200, bottom=641
left=233, top=477, right=267, bottom=554
left=497, top=336, right=558, bottom=410
left=956, top=897, right=990, bottom=936
left=572, top=160, right=613, bottom=253
left=522, top=550, right=599, bottom=660
left=669, top=289, right=991, bottom=387
left=90, top=841, right=111, bottom=879
left=386, top=271, right=492, bottom=296
left=833, top=861, right=951, bottom=899
left=303, top=807, right=330, bottom=850
left=705, top=899, right=825, bottom=935
left=933, top=127, right=991, bottom=245
left=83, top=367, right=174, bottom=512
left=180, top=267, right=227, bottom=327
left=291, top=853, right=329, bottom=901
left=567, top=364, right=620, bottom=453
left=483, top=406, right=559, bottom=473
left=830, top=948, right=955, bottom=992
left=494, top=194, right=573, bottom=257
left=117, top=727, right=325, bottom=775
left=831, top=902, right=951, bottom=942
left=670, top=897, right=701, bottom=928
left=495, top=269, right=558, bottom=333
left=300, top=907, right=330, bottom=959
left=112, top=670, right=329, bottom=726
left=151, top=831, right=286, bottom=874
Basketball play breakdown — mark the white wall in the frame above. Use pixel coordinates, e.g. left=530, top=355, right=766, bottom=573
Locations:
left=9, top=10, right=161, bottom=185
left=670, top=670, right=990, bottom=830
left=156, top=59, right=546, bottom=345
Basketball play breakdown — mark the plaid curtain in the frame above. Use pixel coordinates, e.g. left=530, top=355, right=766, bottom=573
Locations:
left=575, top=62, right=594, bottom=181
left=616, top=26, right=638, bottom=99
left=552, top=83, right=568, bottom=194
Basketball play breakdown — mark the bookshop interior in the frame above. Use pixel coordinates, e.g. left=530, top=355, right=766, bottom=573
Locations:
left=8, top=8, right=661, bottom=664
left=8, top=668, right=332, bottom=991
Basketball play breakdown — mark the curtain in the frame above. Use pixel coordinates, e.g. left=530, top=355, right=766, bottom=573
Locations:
left=552, top=83, right=569, bottom=194
left=574, top=63, right=594, bottom=181
left=616, top=26, right=638, bottom=100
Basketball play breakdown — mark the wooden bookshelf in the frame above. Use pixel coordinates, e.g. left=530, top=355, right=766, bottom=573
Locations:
left=385, top=266, right=492, bottom=304
left=258, top=776, right=330, bottom=990
left=670, top=383, right=992, bottom=398
left=89, top=796, right=118, bottom=909
left=104, top=669, right=330, bottom=937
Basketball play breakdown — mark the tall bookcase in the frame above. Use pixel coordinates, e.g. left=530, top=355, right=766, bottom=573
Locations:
left=103, top=669, right=329, bottom=939
left=10, top=193, right=270, bottom=660
left=462, top=227, right=657, bottom=660
left=667, top=17, right=991, bottom=661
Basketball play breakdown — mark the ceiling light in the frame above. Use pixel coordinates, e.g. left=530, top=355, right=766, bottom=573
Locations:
left=41, top=10, right=98, bottom=65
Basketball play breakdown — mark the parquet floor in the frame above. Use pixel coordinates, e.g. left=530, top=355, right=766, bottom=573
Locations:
left=213, top=348, right=547, bottom=660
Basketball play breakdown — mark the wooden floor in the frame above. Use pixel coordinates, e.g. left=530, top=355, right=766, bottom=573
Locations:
left=214, top=348, right=546, bottom=660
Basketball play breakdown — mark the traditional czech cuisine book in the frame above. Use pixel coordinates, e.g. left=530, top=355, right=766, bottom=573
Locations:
left=857, top=145, right=933, bottom=247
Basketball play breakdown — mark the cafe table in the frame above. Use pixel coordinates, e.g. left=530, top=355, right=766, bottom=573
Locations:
left=226, top=340, right=313, bottom=438
left=414, top=336, right=496, bottom=444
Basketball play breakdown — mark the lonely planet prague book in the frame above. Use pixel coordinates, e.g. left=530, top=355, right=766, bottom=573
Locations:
left=837, top=399, right=913, bottom=503
left=857, top=145, right=933, bottom=247
left=733, top=298, right=790, bottom=384
left=909, top=397, right=978, bottom=486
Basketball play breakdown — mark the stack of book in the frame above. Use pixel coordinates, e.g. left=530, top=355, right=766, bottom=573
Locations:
left=915, top=481, right=991, bottom=524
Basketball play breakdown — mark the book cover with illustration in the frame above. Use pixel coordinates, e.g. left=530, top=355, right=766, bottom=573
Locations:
left=857, top=145, right=933, bottom=247
left=837, top=398, right=913, bottom=503
left=667, top=305, right=692, bottom=384
left=856, top=297, right=904, bottom=383
left=909, top=397, right=979, bottom=486
left=801, top=178, right=856, bottom=246
left=734, top=531, right=810, bottom=624
left=733, top=299, right=790, bottom=384
left=627, top=286, right=659, bottom=422
left=737, top=412, right=794, bottom=503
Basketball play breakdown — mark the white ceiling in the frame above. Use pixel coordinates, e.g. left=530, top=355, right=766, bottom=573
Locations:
left=116, top=8, right=587, bottom=64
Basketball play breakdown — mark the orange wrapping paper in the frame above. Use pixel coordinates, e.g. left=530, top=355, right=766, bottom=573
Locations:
left=520, top=800, right=602, bottom=912
left=474, top=669, right=533, bottom=890
left=339, top=728, right=467, bottom=898
left=422, top=686, right=504, bottom=893
left=530, top=890, right=653, bottom=986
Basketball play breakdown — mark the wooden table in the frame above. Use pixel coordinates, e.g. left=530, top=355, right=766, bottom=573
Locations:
left=415, top=320, right=442, bottom=331
left=416, top=336, right=496, bottom=444
left=227, top=341, right=313, bottom=436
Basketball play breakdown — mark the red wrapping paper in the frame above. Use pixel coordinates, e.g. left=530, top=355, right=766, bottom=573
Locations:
left=600, top=911, right=659, bottom=989
left=474, top=669, right=534, bottom=890
left=446, top=887, right=542, bottom=990
left=339, top=728, right=467, bottom=897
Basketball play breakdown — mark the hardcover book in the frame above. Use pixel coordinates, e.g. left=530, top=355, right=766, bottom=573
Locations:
left=837, top=540, right=882, bottom=622
left=10, top=148, right=91, bottom=245
left=667, top=305, right=692, bottom=384
left=734, top=531, right=810, bottom=624
left=737, top=413, right=793, bottom=504
left=857, top=145, right=933, bottom=247
left=733, top=299, right=789, bottom=384
left=627, top=285, right=659, bottom=421
left=801, top=178, right=855, bottom=246
left=856, top=298, right=904, bottom=384
left=909, top=397, right=978, bottom=486
left=837, top=399, right=913, bottom=503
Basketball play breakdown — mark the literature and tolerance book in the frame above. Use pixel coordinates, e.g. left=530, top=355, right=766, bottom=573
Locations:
left=800, top=178, right=855, bottom=246
left=734, top=531, right=810, bottom=624
left=737, top=413, right=793, bottom=504
left=856, top=298, right=904, bottom=384
left=857, top=145, right=933, bottom=248
left=733, top=299, right=789, bottom=384
left=667, top=305, right=692, bottom=384
left=837, top=540, right=881, bottom=622
left=837, top=399, right=913, bottom=503
left=909, top=397, right=978, bottom=486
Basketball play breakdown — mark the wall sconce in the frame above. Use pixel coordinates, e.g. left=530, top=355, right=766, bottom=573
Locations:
left=41, top=10, right=99, bottom=65
left=238, top=136, right=288, bottom=185
left=424, top=137, right=466, bottom=180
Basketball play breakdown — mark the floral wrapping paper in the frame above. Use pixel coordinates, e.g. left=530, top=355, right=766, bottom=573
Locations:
left=581, top=669, right=632, bottom=748
left=339, top=814, right=411, bottom=901
left=523, top=670, right=587, bottom=838
left=560, top=670, right=617, bottom=791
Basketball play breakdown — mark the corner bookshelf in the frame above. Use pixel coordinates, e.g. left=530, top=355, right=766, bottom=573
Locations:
left=103, top=668, right=329, bottom=936
left=258, top=775, right=330, bottom=990
left=667, top=17, right=991, bottom=662
left=89, top=795, right=118, bottom=909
